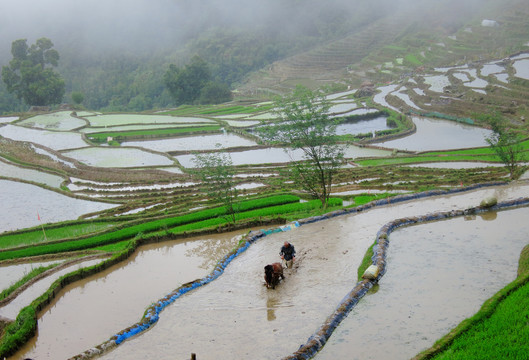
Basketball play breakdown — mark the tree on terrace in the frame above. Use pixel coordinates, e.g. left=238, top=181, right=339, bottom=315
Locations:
left=259, top=85, right=344, bottom=208
left=1, top=38, right=65, bottom=106
left=485, top=112, right=526, bottom=179
left=192, top=148, right=239, bottom=224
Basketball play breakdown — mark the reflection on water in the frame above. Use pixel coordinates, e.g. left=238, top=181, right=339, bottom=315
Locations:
left=513, top=59, right=529, bottom=80
left=376, top=116, right=491, bottom=151
left=13, top=230, right=252, bottom=360
left=316, top=207, right=529, bottom=360
left=335, top=116, right=389, bottom=135
left=0, top=160, right=65, bottom=188
left=0, top=124, right=88, bottom=150
left=0, top=180, right=117, bottom=233
left=62, top=147, right=175, bottom=168
left=122, top=133, right=257, bottom=152
left=0, top=258, right=105, bottom=320
left=99, top=183, right=529, bottom=360
left=176, top=145, right=390, bottom=167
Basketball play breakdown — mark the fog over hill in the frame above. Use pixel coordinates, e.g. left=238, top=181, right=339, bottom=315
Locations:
left=1, top=0, right=526, bottom=113
left=0, top=0, right=487, bottom=63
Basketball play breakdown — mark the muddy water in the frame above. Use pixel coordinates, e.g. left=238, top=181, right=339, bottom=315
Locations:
left=376, top=116, right=491, bottom=151
left=0, top=261, right=62, bottom=291
left=13, top=230, right=251, bottom=360
left=0, top=180, right=118, bottom=233
left=97, top=182, right=529, bottom=360
left=0, top=258, right=106, bottom=320
left=316, top=207, right=529, bottom=360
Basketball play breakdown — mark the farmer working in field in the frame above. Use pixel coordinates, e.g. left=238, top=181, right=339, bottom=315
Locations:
left=279, top=241, right=296, bottom=269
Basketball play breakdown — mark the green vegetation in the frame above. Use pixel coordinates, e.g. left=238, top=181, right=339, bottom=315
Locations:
left=87, top=125, right=221, bottom=143
left=0, top=222, right=117, bottom=250
left=164, top=55, right=232, bottom=105
left=1, top=38, right=64, bottom=107
left=259, top=86, right=345, bottom=208
left=0, top=195, right=299, bottom=261
left=192, top=150, right=239, bottom=224
left=415, top=244, right=529, bottom=360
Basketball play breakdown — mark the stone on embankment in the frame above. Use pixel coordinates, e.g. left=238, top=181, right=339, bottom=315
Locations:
left=362, top=265, right=380, bottom=280
left=480, top=196, right=498, bottom=208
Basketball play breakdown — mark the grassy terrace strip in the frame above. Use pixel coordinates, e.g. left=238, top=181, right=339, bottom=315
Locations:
left=86, top=125, right=221, bottom=143
left=162, top=198, right=343, bottom=235
left=356, top=139, right=529, bottom=167
left=0, top=222, right=117, bottom=250
left=413, top=245, right=529, bottom=360
left=0, top=195, right=300, bottom=261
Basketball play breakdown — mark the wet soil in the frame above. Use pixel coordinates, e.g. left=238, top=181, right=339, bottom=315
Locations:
left=91, top=182, right=529, bottom=360
left=12, top=230, right=251, bottom=360
left=315, top=207, right=529, bottom=360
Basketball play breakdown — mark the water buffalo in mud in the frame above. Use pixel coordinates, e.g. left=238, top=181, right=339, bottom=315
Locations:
left=264, top=262, right=284, bottom=289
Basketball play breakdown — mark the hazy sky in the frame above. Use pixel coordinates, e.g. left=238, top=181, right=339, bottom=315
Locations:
left=0, top=0, right=488, bottom=64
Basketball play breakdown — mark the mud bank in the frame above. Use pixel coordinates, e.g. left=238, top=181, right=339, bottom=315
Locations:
left=74, top=182, right=529, bottom=360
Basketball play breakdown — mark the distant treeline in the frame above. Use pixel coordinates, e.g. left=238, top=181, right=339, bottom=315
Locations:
left=0, top=0, right=388, bottom=114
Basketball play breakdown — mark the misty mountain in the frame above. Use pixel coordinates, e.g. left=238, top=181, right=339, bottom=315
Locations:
left=1, top=0, right=528, bottom=113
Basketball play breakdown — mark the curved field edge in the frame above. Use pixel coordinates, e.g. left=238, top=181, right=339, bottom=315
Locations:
left=0, top=195, right=339, bottom=358
left=411, top=244, right=529, bottom=360
left=65, top=183, right=508, bottom=359
left=0, top=182, right=515, bottom=358
left=0, top=194, right=302, bottom=260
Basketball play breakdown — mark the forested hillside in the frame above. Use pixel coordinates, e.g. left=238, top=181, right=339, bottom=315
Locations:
left=1, top=0, right=528, bottom=114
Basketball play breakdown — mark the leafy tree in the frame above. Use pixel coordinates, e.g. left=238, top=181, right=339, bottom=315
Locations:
left=192, top=149, right=239, bottom=224
left=71, top=91, right=84, bottom=105
left=199, top=81, right=233, bottom=104
left=259, top=85, right=344, bottom=208
left=1, top=38, right=65, bottom=106
left=163, top=55, right=211, bottom=105
left=485, top=113, right=526, bottom=179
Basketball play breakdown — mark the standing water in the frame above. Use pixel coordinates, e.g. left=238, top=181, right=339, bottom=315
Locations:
left=94, top=182, right=529, bottom=360
left=316, top=207, right=529, bottom=360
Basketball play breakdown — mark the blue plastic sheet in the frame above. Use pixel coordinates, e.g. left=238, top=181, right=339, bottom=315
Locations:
left=109, top=183, right=521, bottom=353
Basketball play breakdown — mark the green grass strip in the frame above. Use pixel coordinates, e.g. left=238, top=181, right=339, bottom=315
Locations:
left=0, top=195, right=300, bottom=261
left=0, top=306, right=37, bottom=357
left=430, top=281, right=529, bottom=360
left=87, top=125, right=221, bottom=142
left=0, top=222, right=117, bottom=250
left=164, top=198, right=343, bottom=235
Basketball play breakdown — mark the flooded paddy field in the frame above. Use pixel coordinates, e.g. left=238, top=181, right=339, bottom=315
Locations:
left=0, top=124, right=88, bottom=150
left=18, top=111, right=87, bottom=131
left=335, top=115, right=389, bottom=136
left=0, top=180, right=118, bottom=233
left=61, top=147, right=175, bottom=168
left=121, top=133, right=258, bottom=153
left=316, top=206, right=529, bottom=360
left=375, top=117, right=491, bottom=152
left=0, top=159, right=65, bottom=188
left=83, top=114, right=215, bottom=127
left=0, top=257, right=106, bottom=320
left=11, top=230, right=254, bottom=360
left=77, top=182, right=529, bottom=360
left=0, top=260, right=62, bottom=291
left=79, top=123, right=210, bottom=134
left=175, top=145, right=391, bottom=168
